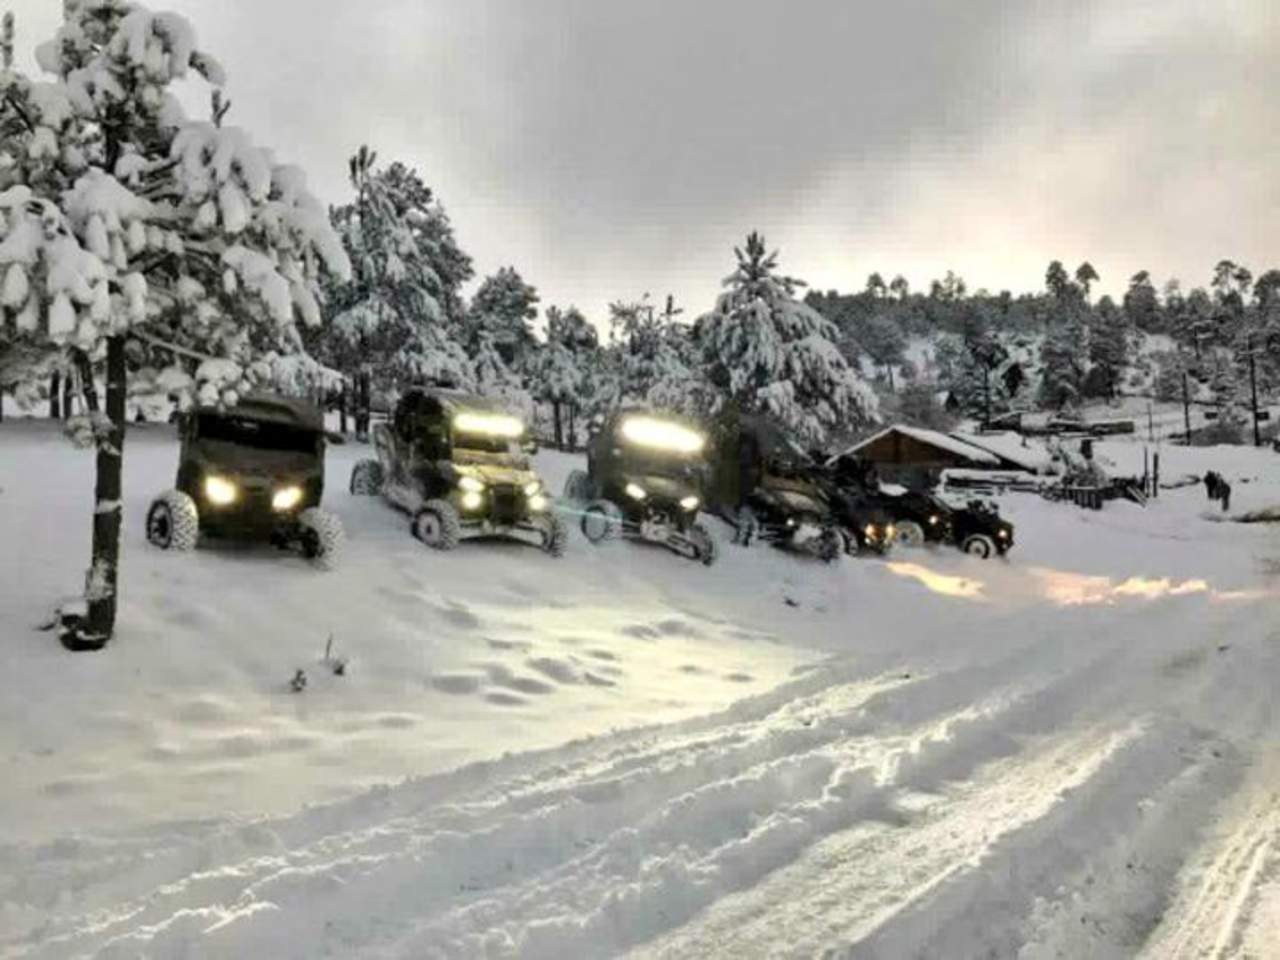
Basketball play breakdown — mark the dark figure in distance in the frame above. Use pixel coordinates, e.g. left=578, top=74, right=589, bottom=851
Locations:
left=1204, top=471, right=1221, bottom=500
left=1219, top=480, right=1231, bottom=512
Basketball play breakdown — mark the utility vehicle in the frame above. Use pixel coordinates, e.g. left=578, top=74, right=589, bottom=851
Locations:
left=350, top=388, right=565, bottom=555
left=564, top=408, right=717, bottom=564
left=145, top=394, right=344, bottom=567
left=708, top=415, right=844, bottom=562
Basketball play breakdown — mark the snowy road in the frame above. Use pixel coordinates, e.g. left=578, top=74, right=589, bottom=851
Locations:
left=2, top=423, right=1279, bottom=957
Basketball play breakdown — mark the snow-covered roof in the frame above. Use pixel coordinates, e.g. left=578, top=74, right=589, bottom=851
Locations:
left=843, top=424, right=1001, bottom=465
left=951, top=431, right=1053, bottom=473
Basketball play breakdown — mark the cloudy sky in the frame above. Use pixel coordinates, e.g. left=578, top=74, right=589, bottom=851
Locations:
left=9, top=0, right=1279, bottom=327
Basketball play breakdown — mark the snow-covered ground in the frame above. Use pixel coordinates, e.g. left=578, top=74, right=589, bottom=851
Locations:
left=1, top=421, right=1279, bottom=958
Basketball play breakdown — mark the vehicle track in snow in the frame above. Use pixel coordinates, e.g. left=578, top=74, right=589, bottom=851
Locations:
left=2, top=590, right=1276, bottom=959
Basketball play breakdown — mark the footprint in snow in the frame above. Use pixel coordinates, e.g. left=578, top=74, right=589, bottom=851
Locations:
left=527, top=656, right=582, bottom=685
left=724, top=672, right=755, bottom=684
left=437, top=602, right=482, bottom=629
left=485, top=663, right=555, bottom=695
left=485, top=691, right=527, bottom=707
left=430, top=674, right=484, bottom=696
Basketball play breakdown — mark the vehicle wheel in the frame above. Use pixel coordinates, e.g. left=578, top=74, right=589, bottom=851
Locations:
left=895, top=520, right=925, bottom=548
left=962, top=533, right=996, bottom=559
left=299, top=508, right=345, bottom=569
left=734, top=506, right=758, bottom=546
left=817, top=528, right=843, bottom=564
left=536, top=511, right=568, bottom=557
left=349, top=458, right=384, bottom=496
left=413, top=499, right=461, bottom=550
left=581, top=499, right=622, bottom=543
left=146, top=490, right=199, bottom=551
left=563, top=469, right=593, bottom=503
left=689, top=522, right=717, bottom=566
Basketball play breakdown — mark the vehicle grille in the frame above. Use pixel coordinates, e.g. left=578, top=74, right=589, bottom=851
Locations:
left=491, top=484, right=520, bottom=524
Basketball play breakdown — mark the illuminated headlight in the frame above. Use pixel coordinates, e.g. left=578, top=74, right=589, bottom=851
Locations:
left=679, top=495, right=700, bottom=511
left=786, top=517, right=797, bottom=527
left=864, top=524, right=877, bottom=539
left=272, top=485, right=303, bottom=511
left=461, top=491, right=483, bottom=511
left=886, top=524, right=896, bottom=540
left=528, top=493, right=548, bottom=512
left=523, top=480, right=542, bottom=497
left=998, top=529, right=1009, bottom=539
left=929, top=514, right=939, bottom=525
left=458, top=476, right=485, bottom=493
left=453, top=411, right=524, bottom=438
left=204, top=475, right=237, bottom=505
left=620, top=416, right=705, bottom=454
left=625, top=482, right=647, bottom=500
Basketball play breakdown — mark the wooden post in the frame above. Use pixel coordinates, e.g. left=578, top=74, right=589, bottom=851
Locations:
left=1152, top=453, right=1160, bottom=499
left=1143, top=447, right=1150, bottom=496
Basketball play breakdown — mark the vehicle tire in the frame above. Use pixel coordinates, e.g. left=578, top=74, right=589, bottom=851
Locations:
left=146, top=490, right=199, bottom=551
left=962, top=533, right=996, bottom=559
left=299, top=508, right=344, bottom=569
left=413, top=499, right=461, bottom=550
left=563, top=469, right=593, bottom=503
left=895, top=520, right=925, bottom=548
left=734, top=506, right=758, bottom=546
left=689, top=522, right=717, bottom=566
left=581, top=499, right=622, bottom=544
left=349, top=458, right=384, bottom=496
left=536, top=511, right=568, bottom=557
left=817, top=527, right=843, bottom=564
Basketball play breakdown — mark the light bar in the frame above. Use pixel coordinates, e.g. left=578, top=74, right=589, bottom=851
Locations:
left=454, top=411, right=524, bottom=438
left=620, top=416, right=705, bottom=454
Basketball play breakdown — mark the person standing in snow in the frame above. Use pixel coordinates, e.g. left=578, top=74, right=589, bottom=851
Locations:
left=1204, top=470, right=1220, bottom=500
left=1219, top=479, right=1232, bottom=512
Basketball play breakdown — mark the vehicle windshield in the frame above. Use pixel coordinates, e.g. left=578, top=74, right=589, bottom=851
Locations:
left=196, top=414, right=317, bottom=453
left=453, top=430, right=519, bottom=456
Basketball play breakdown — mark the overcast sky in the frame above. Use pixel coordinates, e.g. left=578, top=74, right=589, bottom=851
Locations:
left=9, top=0, right=1279, bottom=326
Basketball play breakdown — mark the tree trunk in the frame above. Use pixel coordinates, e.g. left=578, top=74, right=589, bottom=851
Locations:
left=66, top=336, right=126, bottom=651
left=339, top=380, right=348, bottom=435
left=568, top=403, right=577, bottom=450
left=1248, top=338, right=1261, bottom=447
left=72, top=348, right=99, bottom=413
left=1181, top=370, right=1192, bottom=445
left=552, top=401, right=563, bottom=449
left=63, top=370, right=75, bottom=418
left=49, top=371, right=61, bottom=419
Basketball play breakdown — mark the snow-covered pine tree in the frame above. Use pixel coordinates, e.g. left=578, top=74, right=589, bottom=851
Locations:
left=1038, top=260, right=1089, bottom=410
left=467, top=266, right=538, bottom=369
left=697, top=231, right=878, bottom=445
left=532, top=305, right=596, bottom=447
left=324, top=147, right=473, bottom=434
left=0, top=2, right=349, bottom=649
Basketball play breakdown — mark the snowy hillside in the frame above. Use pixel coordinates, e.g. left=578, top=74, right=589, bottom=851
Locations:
left=2, top=421, right=1280, bottom=957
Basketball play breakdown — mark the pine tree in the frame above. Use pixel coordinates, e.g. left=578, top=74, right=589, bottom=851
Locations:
left=467, top=266, right=538, bottom=368
left=324, top=147, right=473, bottom=434
left=697, top=231, right=878, bottom=445
left=1038, top=260, right=1089, bottom=410
left=0, top=2, right=349, bottom=648
left=532, top=305, right=596, bottom=447
left=1086, top=295, right=1129, bottom=399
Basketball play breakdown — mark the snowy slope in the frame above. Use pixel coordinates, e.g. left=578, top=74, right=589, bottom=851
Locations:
left=2, top=422, right=1279, bottom=957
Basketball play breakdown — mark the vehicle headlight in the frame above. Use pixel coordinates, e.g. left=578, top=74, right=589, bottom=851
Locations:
left=625, top=482, right=647, bottom=500
left=461, top=491, right=483, bottom=510
left=679, top=495, right=700, bottom=511
left=998, top=528, right=1009, bottom=538
left=864, top=524, right=877, bottom=538
left=929, top=514, right=939, bottom=525
left=528, top=493, right=548, bottom=512
left=204, top=475, right=237, bottom=505
left=523, top=480, right=542, bottom=497
left=458, top=476, right=485, bottom=493
left=272, top=485, right=303, bottom=511
left=886, top=524, right=896, bottom=539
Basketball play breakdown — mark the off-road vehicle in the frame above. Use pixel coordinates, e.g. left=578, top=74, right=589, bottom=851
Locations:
left=563, top=408, right=717, bottom=564
left=350, top=388, right=565, bottom=555
left=145, top=394, right=344, bottom=567
left=708, top=415, right=843, bottom=562
left=945, top=497, right=1014, bottom=558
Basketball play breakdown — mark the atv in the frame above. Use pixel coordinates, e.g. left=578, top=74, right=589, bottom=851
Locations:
left=145, top=394, right=344, bottom=567
left=708, top=415, right=844, bottom=562
left=563, top=408, right=717, bottom=564
left=949, top=497, right=1015, bottom=558
left=350, top=387, right=566, bottom=555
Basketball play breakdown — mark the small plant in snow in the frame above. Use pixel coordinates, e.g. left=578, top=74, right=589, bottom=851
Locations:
left=289, top=669, right=307, bottom=693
